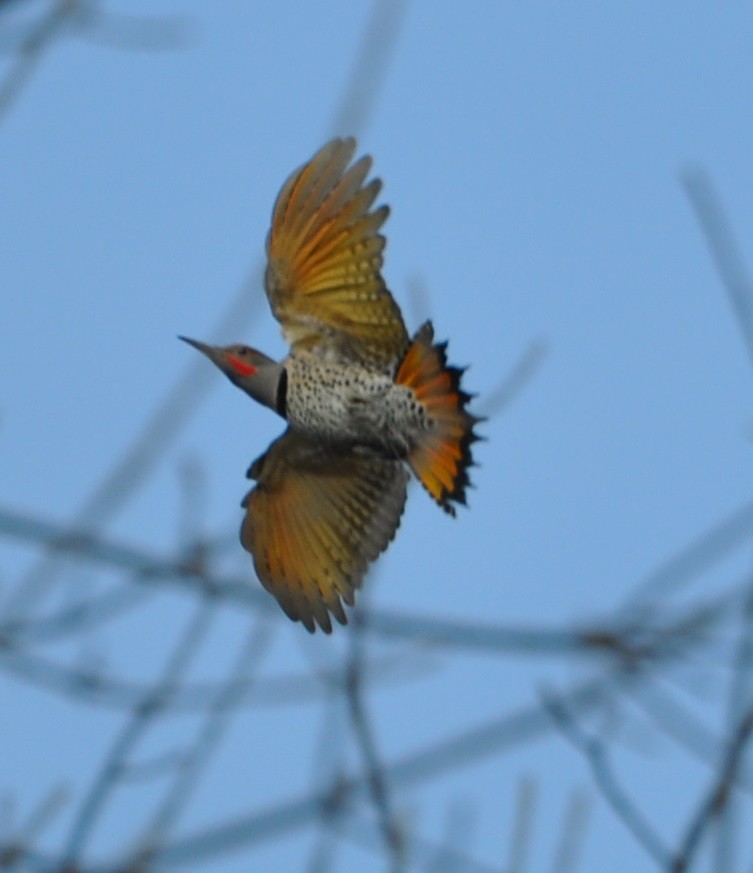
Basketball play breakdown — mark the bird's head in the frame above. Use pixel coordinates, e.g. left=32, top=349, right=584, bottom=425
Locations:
left=179, top=336, right=285, bottom=415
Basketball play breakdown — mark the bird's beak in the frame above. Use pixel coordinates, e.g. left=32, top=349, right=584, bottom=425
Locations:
left=178, top=335, right=221, bottom=364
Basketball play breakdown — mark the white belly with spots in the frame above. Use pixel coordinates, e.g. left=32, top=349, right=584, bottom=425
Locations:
left=285, top=353, right=425, bottom=454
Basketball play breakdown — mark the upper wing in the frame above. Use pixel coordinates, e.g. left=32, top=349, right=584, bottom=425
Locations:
left=264, top=138, right=409, bottom=371
left=241, top=429, right=409, bottom=633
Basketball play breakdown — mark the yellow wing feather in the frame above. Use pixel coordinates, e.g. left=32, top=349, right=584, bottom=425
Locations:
left=264, top=138, right=409, bottom=370
left=240, top=430, right=409, bottom=633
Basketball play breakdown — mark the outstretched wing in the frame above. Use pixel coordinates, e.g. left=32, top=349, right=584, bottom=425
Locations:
left=264, top=138, right=409, bottom=371
left=241, top=429, right=409, bottom=633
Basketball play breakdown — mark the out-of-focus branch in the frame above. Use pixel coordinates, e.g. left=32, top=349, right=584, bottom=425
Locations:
left=544, top=692, right=671, bottom=868
left=425, top=800, right=478, bottom=873
left=669, top=705, right=753, bottom=873
left=0, top=787, right=67, bottom=872
left=65, top=4, right=190, bottom=53
left=620, top=496, right=753, bottom=610
left=109, top=668, right=629, bottom=868
left=0, top=505, right=273, bottom=621
left=133, top=621, right=273, bottom=867
left=1, top=269, right=263, bottom=621
left=0, top=642, right=434, bottom=712
left=550, top=790, right=590, bottom=873
left=0, top=0, right=78, bottom=120
left=60, top=595, right=217, bottom=866
left=334, top=808, right=497, bottom=873
left=345, top=617, right=404, bottom=872
left=0, top=1, right=189, bottom=122
left=683, top=167, right=753, bottom=374
left=7, top=665, right=638, bottom=871
left=714, top=579, right=753, bottom=872
left=1, top=503, right=738, bottom=669
left=328, top=0, right=408, bottom=137
left=477, top=338, right=548, bottom=420
left=624, top=673, right=753, bottom=792
left=1, top=581, right=150, bottom=644
left=508, top=776, right=535, bottom=873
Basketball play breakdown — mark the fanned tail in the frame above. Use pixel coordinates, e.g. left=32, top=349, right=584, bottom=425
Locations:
left=395, top=321, right=483, bottom=516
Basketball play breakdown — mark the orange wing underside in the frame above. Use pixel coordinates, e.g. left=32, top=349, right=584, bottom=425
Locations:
left=265, top=137, right=408, bottom=369
left=241, top=431, right=409, bottom=633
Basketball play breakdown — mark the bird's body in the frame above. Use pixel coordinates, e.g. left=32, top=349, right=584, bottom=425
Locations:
left=284, top=351, right=426, bottom=457
left=182, top=138, right=482, bottom=633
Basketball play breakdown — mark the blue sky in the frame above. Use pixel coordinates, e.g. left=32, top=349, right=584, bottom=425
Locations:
left=3, top=2, right=753, bottom=871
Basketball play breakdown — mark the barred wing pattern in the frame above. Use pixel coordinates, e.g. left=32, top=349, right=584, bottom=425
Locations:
left=264, top=137, right=409, bottom=371
left=241, top=430, right=409, bottom=633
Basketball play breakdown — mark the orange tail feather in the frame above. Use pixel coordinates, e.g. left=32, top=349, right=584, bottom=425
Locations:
left=395, top=322, right=482, bottom=515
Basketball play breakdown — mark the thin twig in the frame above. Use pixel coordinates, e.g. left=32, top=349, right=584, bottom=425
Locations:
left=551, top=791, right=590, bottom=873
left=508, top=776, right=536, bottom=873
left=624, top=672, right=753, bottom=793
left=134, top=620, right=273, bottom=864
left=345, top=614, right=404, bottom=872
left=0, top=0, right=77, bottom=120
left=0, top=641, right=434, bottom=712
left=69, top=4, right=190, bottom=53
left=1, top=581, right=150, bottom=644
left=306, top=652, right=352, bottom=873
left=669, top=705, right=753, bottom=873
left=714, top=578, right=753, bottom=872
left=543, top=691, right=672, bottom=868
left=426, top=800, right=478, bottom=873
left=683, top=167, right=753, bottom=374
left=328, top=0, right=408, bottom=137
left=620, top=497, right=753, bottom=611
left=337, top=808, right=496, bottom=873
left=477, top=339, right=548, bottom=420
left=60, top=594, right=217, bottom=865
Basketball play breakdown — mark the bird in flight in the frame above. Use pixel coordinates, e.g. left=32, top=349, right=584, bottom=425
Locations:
left=181, top=138, right=482, bottom=633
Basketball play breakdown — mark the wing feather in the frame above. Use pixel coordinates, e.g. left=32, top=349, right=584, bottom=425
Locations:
left=240, top=430, right=409, bottom=633
left=264, top=138, right=409, bottom=369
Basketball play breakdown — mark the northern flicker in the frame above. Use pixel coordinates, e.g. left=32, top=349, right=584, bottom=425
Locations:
left=181, top=138, right=482, bottom=633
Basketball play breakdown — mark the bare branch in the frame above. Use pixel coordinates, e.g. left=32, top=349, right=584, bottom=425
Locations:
left=329, top=0, right=409, bottom=137
left=683, top=167, right=753, bottom=375
left=508, top=776, right=536, bottom=873
left=0, top=0, right=78, bottom=121
left=345, top=617, right=404, bottom=872
left=113, top=669, right=622, bottom=868
left=714, top=579, right=753, bottom=872
left=60, top=595, right=217, bottom=866
left=624, top=673, right=753, bottom=793
left=620, top=497, right=753, bottom=611
left=0, top=642, right=434, bottom=712
left=133, top=621, right=274, bottom=866
left=550, top=791, right=591, bottom=873
left=544, top=691, right=671, bottom=868
left=669, top=705, right=753, bottom=872
left=478, top=339, right=549, bottom=420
